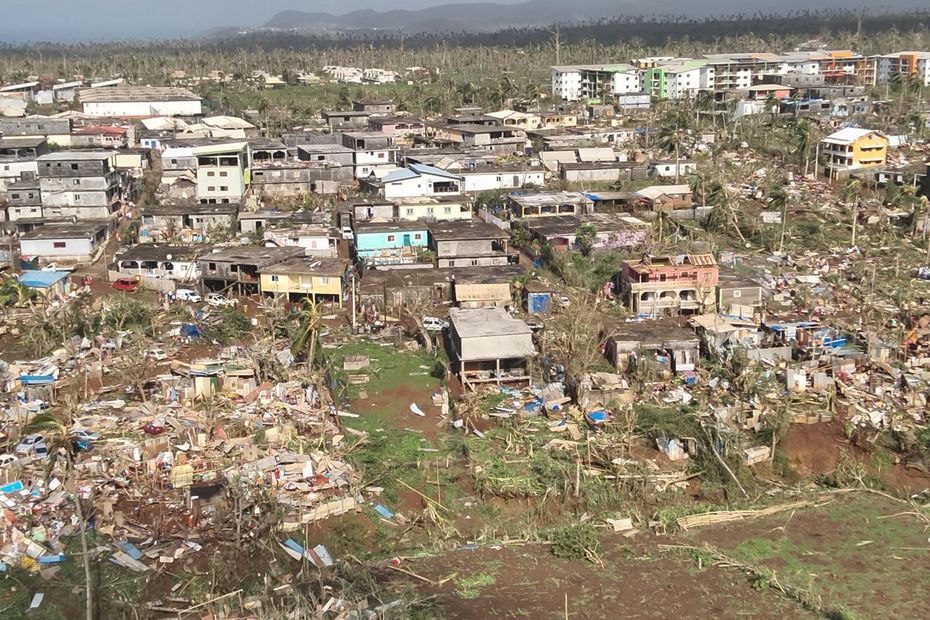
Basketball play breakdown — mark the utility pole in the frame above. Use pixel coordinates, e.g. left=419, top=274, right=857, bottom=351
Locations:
left=351, top=270, right=357, bottom=333
left=852, top=200, right=860, bottom=247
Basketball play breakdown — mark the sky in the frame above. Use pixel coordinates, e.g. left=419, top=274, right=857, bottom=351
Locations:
left=0, top=0, right=523, bottom=43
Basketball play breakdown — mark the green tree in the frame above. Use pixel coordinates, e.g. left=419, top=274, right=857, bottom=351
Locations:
left=574, top=223, right=598, bottom=256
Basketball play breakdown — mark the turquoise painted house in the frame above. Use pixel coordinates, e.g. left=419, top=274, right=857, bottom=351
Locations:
left=354, top=221, right=429, bottom=266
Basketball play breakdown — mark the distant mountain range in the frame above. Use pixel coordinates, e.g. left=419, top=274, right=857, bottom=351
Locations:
left=264, top=0, right=927, bottom=33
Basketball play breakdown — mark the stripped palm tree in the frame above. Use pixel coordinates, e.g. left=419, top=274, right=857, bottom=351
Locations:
left=291, top=297, right=323, bottom=368
left=26, top=403, right=93, bottom=620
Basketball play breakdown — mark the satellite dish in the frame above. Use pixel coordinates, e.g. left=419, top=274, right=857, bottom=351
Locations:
left=166, top=254, right=173, bottom=261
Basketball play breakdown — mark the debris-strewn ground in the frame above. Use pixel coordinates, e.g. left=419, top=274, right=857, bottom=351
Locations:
left=386, top=491, right=928, bottom=620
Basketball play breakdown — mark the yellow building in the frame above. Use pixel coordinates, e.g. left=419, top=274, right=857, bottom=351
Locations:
left=539, top=112, right=578, bottom=129
left=394, top=197, right=472, bottom=221
left=821, top=128, right=888, bottom=179
left=259, top=257, right=348, bottom=304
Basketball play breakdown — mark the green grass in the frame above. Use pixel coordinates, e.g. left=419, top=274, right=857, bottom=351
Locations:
left=454, top=567, right=500, bottom=599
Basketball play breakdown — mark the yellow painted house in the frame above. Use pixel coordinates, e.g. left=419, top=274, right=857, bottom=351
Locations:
left=821, top=128, right=888, bottom=179
left=259, top=257, right=349, bottom=304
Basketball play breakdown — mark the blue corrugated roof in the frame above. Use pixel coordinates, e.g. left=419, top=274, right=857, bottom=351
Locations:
left=381, top=168, right=419, bottom=183
left=17, top=271, right=70, bottom=288
left=409, top=163, right=462, bottom=180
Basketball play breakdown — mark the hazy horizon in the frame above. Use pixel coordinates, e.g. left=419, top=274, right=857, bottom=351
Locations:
left=0, top=0, right=525, bottom=43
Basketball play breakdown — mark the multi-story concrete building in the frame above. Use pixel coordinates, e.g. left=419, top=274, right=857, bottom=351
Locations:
left=193, top=142, right=248, bottom=204
left=821, top=128, right=889, bottom=180
left=875, top=52, right=930, bottom=87
left=619, top=253, right=719, bottom=316
left=37, top=151, right=123, bottom=220
left=0, top=137, right=47, bottom=191
left=551, top=64, right=642, bottom=102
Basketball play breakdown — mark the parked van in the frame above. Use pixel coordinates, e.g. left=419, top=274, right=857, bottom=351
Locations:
left=175, top=289, right=202, bottom=303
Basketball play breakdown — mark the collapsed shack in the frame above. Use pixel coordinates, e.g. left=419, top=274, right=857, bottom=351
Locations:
left=605, top=319, right=700, bottom=379
left=0, top=343, right=360, bottom=579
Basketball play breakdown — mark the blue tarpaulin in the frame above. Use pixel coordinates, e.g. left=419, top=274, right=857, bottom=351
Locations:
left=0, top=481, right=24, bottom=494
left=373, top=504, right=394, bottom=520
left=19, top=375, right=55, bottom=385
left=116, top=542, right=143, bottom=560
left=180, top=324, right=202, bottom=339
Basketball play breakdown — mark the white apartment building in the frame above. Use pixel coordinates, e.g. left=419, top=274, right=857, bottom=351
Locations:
left=551, top=64, right=642, bottom=102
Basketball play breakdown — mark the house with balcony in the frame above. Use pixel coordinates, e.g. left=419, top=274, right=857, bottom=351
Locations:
left=428, top=220, right=512, bottom=268
left=508, top=191, right=589, bottom=219
left=198, top=245, right=304, bottom=295
left=618, top=253, right=719, bottom=316
left=354, top=221, right=429, bottom=267
left=821, top=128, right=889, bottom=180
left=114, top=244, right=205, bottom=282
left=259, top=257, right=349, bottom=304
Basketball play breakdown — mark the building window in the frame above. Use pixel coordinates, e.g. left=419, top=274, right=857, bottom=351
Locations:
left=732, top=290, right=742, bottom=298
left=53, top=241, right=66, bottom=248
left=320, top=277, right=331, bottom=285
left=406, top=208, right=414, bottom=215
left=10, top=194, right=18, bottom=199
left=414, top=233, right=422, bottom=240
left=471, top=260, right=478, bottom=266
left=219, top=186, right=228, bottom=191
left=444, top=207, right=452, bottom=214
left=270, top=275, right=279, bottom=282
left=70, top=163, right=78, bottom=170
left=208, top=186, right=216, bottom=191
left=387, top=235, right=395, bottom=242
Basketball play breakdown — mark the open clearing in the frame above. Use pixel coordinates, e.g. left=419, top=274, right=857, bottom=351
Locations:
left=383, top=491, right=929, bottom=619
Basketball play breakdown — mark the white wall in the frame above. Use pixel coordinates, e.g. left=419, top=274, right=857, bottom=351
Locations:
left=0, top=160, right=37, bottom=191
left=21, top=237, right=96, bottom=261
left=83, top=100, right=202, bottom=117
left=461, top=170, right=545, bottom=192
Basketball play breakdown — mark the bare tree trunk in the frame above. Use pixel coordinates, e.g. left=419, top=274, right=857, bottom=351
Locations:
left=70, top=455, right=93, bottom=620
left=778, top=199, right=788, bottom=253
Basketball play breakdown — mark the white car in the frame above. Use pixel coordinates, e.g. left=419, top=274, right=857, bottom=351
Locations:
left=422, top=317, right=449, bottom=332
left=559, top=295, right=571, bottom=308
left=175, top=289, right=202, bottom=303
left=70, top=429, right=101, bottom=442
left=15, top=434, right=46, bottom=456
left=206, top=293, right=235, bottom=307
left=0, top=454, right=19, bottom=467
left=341, top=226, right=354, bottom=240
left=148, top=348, right=168, bottom=361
